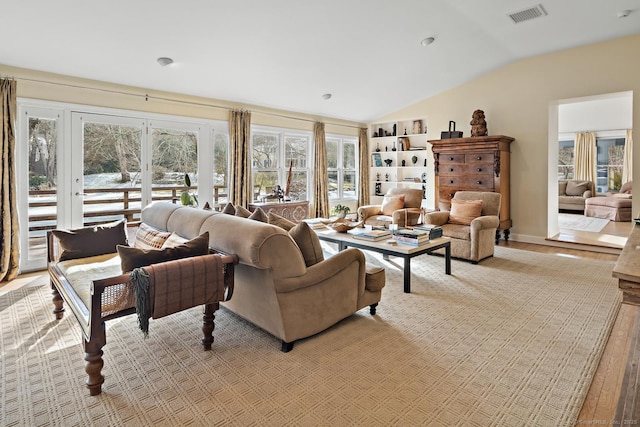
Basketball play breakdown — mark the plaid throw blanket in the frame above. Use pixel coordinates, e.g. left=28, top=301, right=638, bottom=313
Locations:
left=132, top=254, right=225, bottom=336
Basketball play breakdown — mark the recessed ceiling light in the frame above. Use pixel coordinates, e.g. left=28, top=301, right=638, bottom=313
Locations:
left=420, top=37, right=435, bottom=46
left=618, top=9, right=631, bottom=18
left=157, top=57, right=174, bottom=67
left=322, top=93, right=332, bottom=100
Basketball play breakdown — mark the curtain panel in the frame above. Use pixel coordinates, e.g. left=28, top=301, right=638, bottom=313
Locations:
left=0, top=79, right=19, bottom=282
left=312, top=122, right=329, bottom=218
left=229, top=110, right=252, bottom=207
left=358, top=128, right=369, bottom=207
left=623, top=129, right=633, bottom=184
left=573, top=131, right=597, bottom=194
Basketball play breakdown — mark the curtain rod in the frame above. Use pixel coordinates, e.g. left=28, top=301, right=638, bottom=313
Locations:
left=13, top=76, right=364, bottom=130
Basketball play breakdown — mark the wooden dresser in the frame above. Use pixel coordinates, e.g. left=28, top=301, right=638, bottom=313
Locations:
left=429, top=135, right=514, bottom=240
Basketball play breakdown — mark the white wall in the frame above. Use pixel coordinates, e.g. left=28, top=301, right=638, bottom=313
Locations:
left=558, top=91, right=632, bottom=134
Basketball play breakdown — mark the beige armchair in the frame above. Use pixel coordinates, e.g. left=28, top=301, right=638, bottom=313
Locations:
left=424, top=191, right=501, bottom=263
left=358, top=188, right=423, bottom=228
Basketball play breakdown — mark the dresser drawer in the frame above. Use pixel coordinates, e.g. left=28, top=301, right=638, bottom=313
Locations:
left=459, top=174, right=494, bottom=190
left=439, top=154, right=465, bottom=164
left=440, top=164, right=464, bottom=176
left=465, top=152, right=494, bottom=164
left=463, top=164, right=493, bottom=175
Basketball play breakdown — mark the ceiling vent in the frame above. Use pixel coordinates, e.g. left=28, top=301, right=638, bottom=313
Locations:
left=508, top=4, right=548, bottom=24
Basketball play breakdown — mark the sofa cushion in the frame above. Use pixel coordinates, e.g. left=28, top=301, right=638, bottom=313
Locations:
left=235, top=205, right=251, bottom=218
left=53, top=219, right=128, bottom=261
left=288, top=222, right=324, bottom=267
left=117, top=232, right=209, bottom=273
left=381, top=195, right=405, bottom=215
left=620, top=181, right=633, bottom=194
left=566, top=180, right=590, bottom=196
left=248, top=207, right=268, bottom=222
left=134, top=223, right=173, bottom=250
left=558, top=181, right=568, bottom=196
left=449, top=199, right=483, bottom=225
left=221, top=202, right=236, bottom=215
left=268, top=212, right=296, bottom=230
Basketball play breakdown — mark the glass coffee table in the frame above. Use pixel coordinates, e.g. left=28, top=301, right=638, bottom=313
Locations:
left=315, top=229, right=451, bottom=293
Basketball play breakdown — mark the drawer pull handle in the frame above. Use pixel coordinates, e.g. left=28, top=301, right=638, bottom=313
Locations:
left=476, top=168, right=482, bottom=172
left=476, top=181, right=482, bottom=185
left=449, top=157, right=454, bottom=161
left=450, top=168, right=454, bottom=172
left=448, top=193, right=454, bottom=197
left=476, top=156, right=482, bottom=160
left=450, top=180, right=454, bottom=184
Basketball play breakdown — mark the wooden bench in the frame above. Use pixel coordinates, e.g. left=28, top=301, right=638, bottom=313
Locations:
left=47, top=231, right=237, bottom=396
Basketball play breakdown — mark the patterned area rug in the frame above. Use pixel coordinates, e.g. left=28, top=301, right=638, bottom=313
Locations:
left=0, top=246, right=621, bottom=426
left=558, top=213, right=610, bottom=232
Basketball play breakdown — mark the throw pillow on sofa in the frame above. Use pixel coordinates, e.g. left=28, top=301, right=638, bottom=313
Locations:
left=117, top=232, right=210, bottom=273
left=235, top=205, right=251, bottom=218
left=134, top=223, right=173, bottom=250
left=288, top=222, right=324, bottom=267
left=267, top=212, right=296, bottom=231
left=449, top=199, right=483, bottom=225
left=248, top=207, right=268, bottom=222
left=221, top=202, right=236, bottom=215
left=565, top=181, right=590, bottom=196
left=52, top=219, right=128, bottom=261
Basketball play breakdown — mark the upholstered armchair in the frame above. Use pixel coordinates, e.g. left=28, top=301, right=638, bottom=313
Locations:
left=358, top=188, right=423, bottom=228
left=424, top=191, right=501, bottom=263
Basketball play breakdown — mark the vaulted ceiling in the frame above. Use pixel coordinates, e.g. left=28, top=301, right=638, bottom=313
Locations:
left=2, top=1, right=639, bottom=123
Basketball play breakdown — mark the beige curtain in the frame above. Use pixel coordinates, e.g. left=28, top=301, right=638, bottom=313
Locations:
left=313, top=122, right=329, bottom=218
left=358, top=128, right=370, bottom=207
left=623, top=129, right=633, bottom=184
left=574, top=131, right=597, bottom=194
left=229, top=109, right=252, bottom=207
left=0, top=79, right=19, bottom=282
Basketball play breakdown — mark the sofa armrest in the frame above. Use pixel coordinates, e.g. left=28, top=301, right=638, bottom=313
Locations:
left=583, top=190, right=592, bottom=198
left=276, top=248, right=365, bottom=294
left=391, top=208, right=422, bottom=227
left=470, top=215, right=500, bottom=232
left=424, top=211, right=449, bottom=226
left=357, top=205, right=382, bottom=222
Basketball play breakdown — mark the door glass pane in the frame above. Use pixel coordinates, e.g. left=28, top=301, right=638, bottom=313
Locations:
left=27, top=117, right=57, bottom=261
left=83, top=122, right=142, bottom=225
left=213, top=133, right=229, bottom=205
left=151, top=128, right=199, bottom=205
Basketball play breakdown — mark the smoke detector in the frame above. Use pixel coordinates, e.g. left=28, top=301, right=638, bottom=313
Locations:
left=508, top=4, right=548, bottom=24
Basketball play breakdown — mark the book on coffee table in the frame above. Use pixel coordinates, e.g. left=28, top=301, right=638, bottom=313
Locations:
left=348, top=228, right=391, bottom=241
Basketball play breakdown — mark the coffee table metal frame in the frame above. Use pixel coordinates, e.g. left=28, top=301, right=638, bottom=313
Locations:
left=315, top=230, right=451, bottom=293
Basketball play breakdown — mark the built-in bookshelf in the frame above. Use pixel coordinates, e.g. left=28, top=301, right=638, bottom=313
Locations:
left=369, top=118, right=429, bottom=204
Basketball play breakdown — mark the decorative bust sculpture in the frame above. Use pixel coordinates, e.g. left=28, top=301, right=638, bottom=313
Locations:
left=470, top=109, right=488, bottom=137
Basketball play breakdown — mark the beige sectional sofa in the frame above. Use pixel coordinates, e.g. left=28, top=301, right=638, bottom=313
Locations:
left=558, top=179, right=593, bottom=212
left=141, top=202, right=385, bottom=352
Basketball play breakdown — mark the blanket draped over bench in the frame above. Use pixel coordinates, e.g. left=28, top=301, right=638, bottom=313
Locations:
left=132, top=254, right=227, bottom=336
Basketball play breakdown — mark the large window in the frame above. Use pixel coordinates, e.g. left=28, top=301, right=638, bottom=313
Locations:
left=252, top=129, right=311, bottom=201
left=326, top=136, right=357, bottom=201
left=558, top=136, right=625, bottom=193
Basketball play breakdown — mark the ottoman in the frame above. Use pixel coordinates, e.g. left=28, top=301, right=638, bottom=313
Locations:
left=584, top=196, right=632, bottom=222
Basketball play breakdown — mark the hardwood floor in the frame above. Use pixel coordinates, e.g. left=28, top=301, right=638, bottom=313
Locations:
left=501, top=240, right=639, bottom=425
left=548, top=214, right=633, bottom=250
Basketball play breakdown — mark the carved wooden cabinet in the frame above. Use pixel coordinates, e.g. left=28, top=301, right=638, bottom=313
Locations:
left=429, top=135, right=514, bottom=240
left=248, top=200, right=309, bottom=223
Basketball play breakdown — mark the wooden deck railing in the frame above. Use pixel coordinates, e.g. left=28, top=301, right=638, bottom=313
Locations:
left=27, top=185, right=228, bottom=232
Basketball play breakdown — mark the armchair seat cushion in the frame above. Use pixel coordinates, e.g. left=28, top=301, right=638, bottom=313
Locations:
left=441, top=223, right=471, bottom=240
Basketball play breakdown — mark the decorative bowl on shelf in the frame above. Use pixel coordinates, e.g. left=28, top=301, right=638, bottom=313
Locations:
left=326, top=218, right=362, bottom=233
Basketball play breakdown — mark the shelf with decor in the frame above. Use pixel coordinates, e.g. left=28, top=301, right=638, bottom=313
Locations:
left=369, top=118, right=429, bottom=203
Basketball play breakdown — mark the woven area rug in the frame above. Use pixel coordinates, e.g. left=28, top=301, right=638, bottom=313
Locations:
left=0, top=246, right=621, bottom=426
left=558, top=213, right=610, bottom=232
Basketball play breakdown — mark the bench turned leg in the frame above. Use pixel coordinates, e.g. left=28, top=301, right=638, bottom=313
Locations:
left=201, top=303, right=218, bottom=351
left=84, top=339, right=105, bottom=396
left=51, top=283, right=65, bottom=320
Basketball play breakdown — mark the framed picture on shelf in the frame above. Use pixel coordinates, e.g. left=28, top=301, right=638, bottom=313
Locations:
left=372, top=152, right=383, bottom=167
left=412, top=120, right=423, bottom=135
